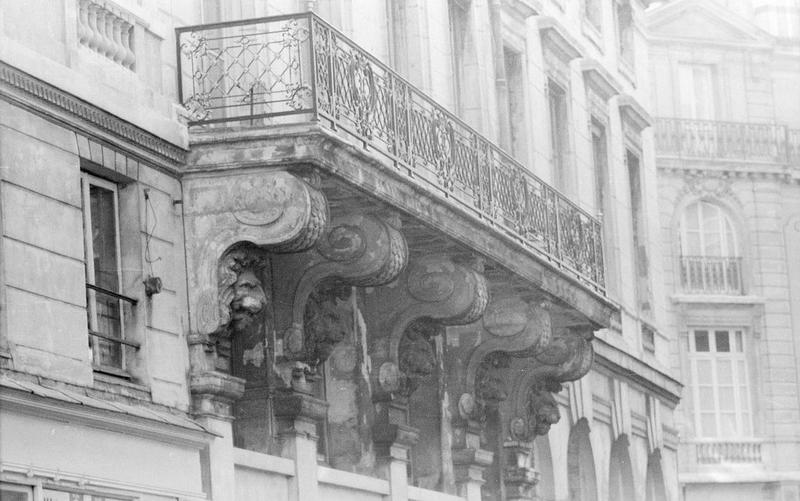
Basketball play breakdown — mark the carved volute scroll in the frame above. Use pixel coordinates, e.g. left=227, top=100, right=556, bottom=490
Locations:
left=504, top=325, right=595, bottom=441
left=447, top=297, right=553, bottom=425
left=365, top=255, right=489, bottom=400
left=184, top=170, right=327, bottom=339
left=271, top=212, right=408, bottom=378
left=183, top=170, right=327, bottom=419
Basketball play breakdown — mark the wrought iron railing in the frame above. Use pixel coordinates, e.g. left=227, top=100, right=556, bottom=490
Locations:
left=86, top=283, right=138, bottom=375
left=176, top=13, right=605, bottom=292
left=679, top=256, right=743, bottom=295
left=656, top=117, right=800, bottom=164
left=695, top=439, right=762, bottom=464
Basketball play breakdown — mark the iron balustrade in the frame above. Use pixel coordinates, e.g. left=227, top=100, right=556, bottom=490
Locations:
left=176, top=13, right=606, bottom=293
left=679, top=256, right=743, bottom=295
left=656, top=117, right=800, bottom=164
left=86, top=283, right=139, bottom=375
left=694, top=439, right=762, bottom=464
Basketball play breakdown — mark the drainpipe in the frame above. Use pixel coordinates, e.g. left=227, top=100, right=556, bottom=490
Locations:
left=489, top=0, right=510, bottom=150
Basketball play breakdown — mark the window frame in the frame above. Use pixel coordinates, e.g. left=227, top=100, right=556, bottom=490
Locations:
left=688, top=327, right=753, bottom=438
left=679, top=201, right=739, bottom=258
left=547, top=78, right=570, bottom=191
left=80, top=172, right=138, bottom=377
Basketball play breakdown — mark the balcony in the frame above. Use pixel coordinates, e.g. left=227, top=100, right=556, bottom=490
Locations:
left=656, top=117, right=800, bottom=164
left=176, top=13, right=605, bottom=293
left=694, top=439, right=762, bottom=465
left=679, top=256, right=743, bottom=295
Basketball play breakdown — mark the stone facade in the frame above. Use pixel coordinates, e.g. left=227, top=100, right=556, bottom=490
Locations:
left=648, top=1, right=800, bottom=500
left=1, top=1, right=679, bottom=501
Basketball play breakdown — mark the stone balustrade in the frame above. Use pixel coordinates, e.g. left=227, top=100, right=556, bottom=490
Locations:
left=77, top=0, right=137, bottom=70
left=656, top=117, right=800, bottom=165
left=695, top=439, right=762, bottom=464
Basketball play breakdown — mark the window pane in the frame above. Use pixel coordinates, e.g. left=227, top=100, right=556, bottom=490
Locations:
left=696, top=359, right=712, bottom=380
left=739, top=385, right=750, bottom=412
left=720, top=413, right=737, bottom=436
left=694, top=331, right=709, bottom=351
left=715, top=331, right=730, bottom=352
left=718, top=387, right=735, bottom=410
left=735, top=331, right=743, bottom=352
left=89, top=184, right=119, bottom=292
left=699, top=387, right=715, bottom=410
left=717, top=360, right=733, bottom=384
left=701, top=413, right=716, bottom=436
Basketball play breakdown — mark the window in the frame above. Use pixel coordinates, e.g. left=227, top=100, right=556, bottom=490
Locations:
left=81, top=172, right=138, bottom=376
left=679, top=201, right=742, bottom=294
left=548, top=79, right=569, bottom=190
left=503, top=47, right=525, bottom=160
left=689, top=328, right=752, bottom=437
left=583, top=0, right=602, bottom=32
left=591, top=120, right=607, bottom=216
left=449, top=0, right=468, bottom=116
left=0, top=484, right=32, bottom=501
left=627, top=150, right=646, bottom=279
left=615, top=0, right=634, bottom=67
left=678, top=64, right=715, bottom=120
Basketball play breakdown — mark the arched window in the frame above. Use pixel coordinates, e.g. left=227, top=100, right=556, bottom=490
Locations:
left=678, top=201, right=742, bottom=294
left=567, top=419, right=598, bottom=501
left=609, top=436, right=635, bottom=501
left=645, top=452, right=667, bottom=501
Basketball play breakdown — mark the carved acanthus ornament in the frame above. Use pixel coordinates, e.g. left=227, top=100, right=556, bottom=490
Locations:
left=367, top=255, right=489, bottom=400
left=183, top=170, right=328, bottom=418
left=272, top=212, right=408, bottom=380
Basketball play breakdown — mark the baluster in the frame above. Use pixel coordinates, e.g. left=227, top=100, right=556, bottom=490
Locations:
left=111, top=17, right=125, bottom=64
left=95, top=8, right=111, bottom=57
left=121, top=21, right=135, bottom=69
left=78, top=0, right=91, bottom=44
left=87, top=3, right=101, bottom=52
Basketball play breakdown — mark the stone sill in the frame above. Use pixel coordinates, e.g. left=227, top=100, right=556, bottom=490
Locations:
left=671, top=294, right=765, bottom=305
left=680, top=469, right=800, bottom=484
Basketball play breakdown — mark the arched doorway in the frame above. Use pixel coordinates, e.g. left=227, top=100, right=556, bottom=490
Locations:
left=567, top=419, right=598, bottom=501
left=645, top=451, right=667, bottom=501
left=609, top=435, right=635, bottom=501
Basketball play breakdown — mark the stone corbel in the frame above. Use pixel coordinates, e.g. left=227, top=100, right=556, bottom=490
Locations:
left=505, top=325, right=594, bottom=441
left=183, top=170, right=328, bottom=418
left=271, top=212, right=408, bottom=378
left=367, top=255, right=489, bottom=401
left=444, top=295, right=553, bottom=500
left=485, top=325, right=592, bottom=499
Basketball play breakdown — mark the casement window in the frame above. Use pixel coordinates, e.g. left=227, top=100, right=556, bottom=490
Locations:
left=583, top=0, right=603, bottom=32
left=678, top=64, right=716, bottom=120
left=0, top=483, right=32, bottom=501
left=80, top=172, right=138, bottom=376
left=615, top=0, right=634, bottom=67
left=688, top=328, right=752, bottom=437
left=590, top=120, right=608, bottom=216
left=547, top=79, right=569, bottom=190
left=503, top=47, right=525, bottom=161
left=678, top=201, right=742, bottom=294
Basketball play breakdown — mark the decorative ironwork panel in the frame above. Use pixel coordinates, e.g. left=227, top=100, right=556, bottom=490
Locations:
left=177, top=13, right=606, bottom=294
left=679, top=256, right=743, bottom=295
left=177, top=16, right=314, bottom=124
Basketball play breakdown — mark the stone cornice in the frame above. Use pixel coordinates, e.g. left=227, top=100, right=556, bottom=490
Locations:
left=618, top=94, right=653, bottom=132
left=536, top=16, right=583, bottom=62
left=657, top=162, right=793, bottom=182
left=0, top=61, right=187, bottom=173
left=593, top=338, right=682, bottom=405
left=0, top=383, right=214, bottom=448
left=579, top=58, right=622, bottom=102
